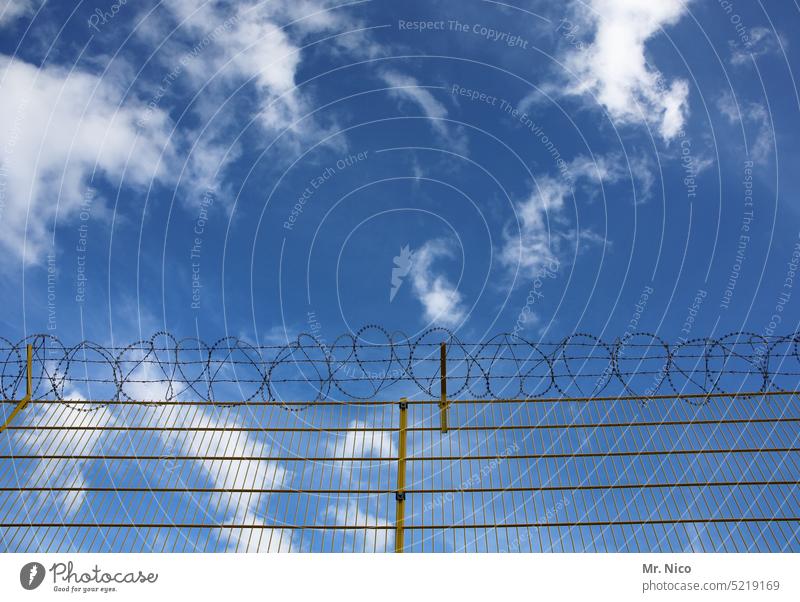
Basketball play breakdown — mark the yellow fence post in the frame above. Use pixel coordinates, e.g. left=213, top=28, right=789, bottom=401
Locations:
left=26, top=344, right=32, bottom=399
left=439, top=342, right=448, bottom=433
left=0, top=344, right=34, bottom=434
left=394, top=397, right=408, bottom=553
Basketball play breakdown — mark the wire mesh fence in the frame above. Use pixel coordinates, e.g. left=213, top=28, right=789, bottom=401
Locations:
left=1, top=330, right=800, bottom=552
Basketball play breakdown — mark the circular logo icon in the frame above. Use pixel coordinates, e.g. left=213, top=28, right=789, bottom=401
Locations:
left=20, top=562, right=46, bottom=590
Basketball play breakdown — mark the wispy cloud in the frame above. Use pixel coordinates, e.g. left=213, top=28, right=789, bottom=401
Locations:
left=409, top=238, right=467, bottom=328
left=0, top=0, right=371, bottom=269
left=330, top=419, right=397, bottom=458
left=325, top=416, right=395, bottom=552
left=501, top=154, right=630, bottom=281
left=717, top=91, right=774, bottom=164
left=729, top=26, right=787, bottom=66
left=150, top=0, right=359, bottom=145
left=1, top=393, right=114, bottom=523
left=381, top=70, right=468, bottom=154
left=161, top=408, right=291, bottom=552
left=0, top=0, right=34, bottom=27
left=501, top=176, right=570, bottom=282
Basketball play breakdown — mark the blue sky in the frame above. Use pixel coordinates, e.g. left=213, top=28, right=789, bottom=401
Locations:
left=0, top=0, right=798, bottom=345
left=1, top=0, right=800, bottom=553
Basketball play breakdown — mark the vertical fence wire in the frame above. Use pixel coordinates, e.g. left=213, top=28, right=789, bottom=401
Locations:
left=1, top=332, right=800, bottom=551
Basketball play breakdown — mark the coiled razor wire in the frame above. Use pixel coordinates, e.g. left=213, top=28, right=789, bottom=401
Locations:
left=1, top=327, right=799, bottom=409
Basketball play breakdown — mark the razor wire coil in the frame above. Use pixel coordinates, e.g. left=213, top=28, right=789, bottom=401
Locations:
left=0, top=328, right=798, bottom=408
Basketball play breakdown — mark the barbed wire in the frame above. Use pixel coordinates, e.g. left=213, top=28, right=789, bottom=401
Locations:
left=1, top=327, right=798, bottom=407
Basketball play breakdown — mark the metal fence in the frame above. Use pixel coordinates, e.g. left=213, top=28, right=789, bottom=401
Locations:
left=1, top=330, right=799, bottom=552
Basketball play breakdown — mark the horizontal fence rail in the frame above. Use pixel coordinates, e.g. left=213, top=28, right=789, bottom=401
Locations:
left=1, top=330, right=800, bottom=552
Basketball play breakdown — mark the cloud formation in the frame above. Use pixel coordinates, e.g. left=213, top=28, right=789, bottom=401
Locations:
left=501, top=154, right=632, bottom=282
left=729, top=26, right=786, bottom=66
left=0, top=56, right=173, bottom=265
left=0, top=0, right=364, bottom=267
left=381, top=70, right=468, bottom=153
left=717, top=92, right=774, bottom=165
left=409, top=238, right=466, bottom=327
left=562, top=0, right=692, bottom=141
left=0, top=0, right=34, bottom=27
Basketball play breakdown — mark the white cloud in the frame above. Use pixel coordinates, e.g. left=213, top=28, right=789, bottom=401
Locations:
left=1, top=393, right=113, bottom=522
left=322, top=415, right=395, bottom=551
left=730, top=26, right=786, bottom=66
left=0, top=0, right=370, bottom=268
left=501, top=154, right=628, bottom=281
left=409, top=239, right=467, bottom=327
left=330, top=419, right=397, bottom=458
left=0, top=55, right=174, bottom=265
left=152, top=0, right=354, bottom=144
left=572, top=152, right=658, bottom=204
left=119, top=363, right=292, bottom=551
left=569, top=153, right=625, bottom=183
left=25, top=337, right=291, bottom=551
left=717, top=92, right=774, bottom=164
left=160, top=408, right=290, bottom=551
left=381, top=70, right=468, bottom=154
left=562, top=0, right=692, bottom=141
left=501, top=176, right=570, bottom=281
left=123, top=367, right=294, bottom=551
left=127, top=0, right=365, bottom=202
left=627, top=154, right=655, bottom=203
left=0, top=0, right=33, bottom=26
left=328, top=499, right=393, bottom=552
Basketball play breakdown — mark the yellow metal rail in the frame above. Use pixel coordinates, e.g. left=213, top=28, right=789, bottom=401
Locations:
left=439, top=342, right=448, bottom=433
left=394, top=397, right=408, bottom=553
left=3, top=379, right=800, bottom=552
left=0, top=344, right=32, bottom=434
